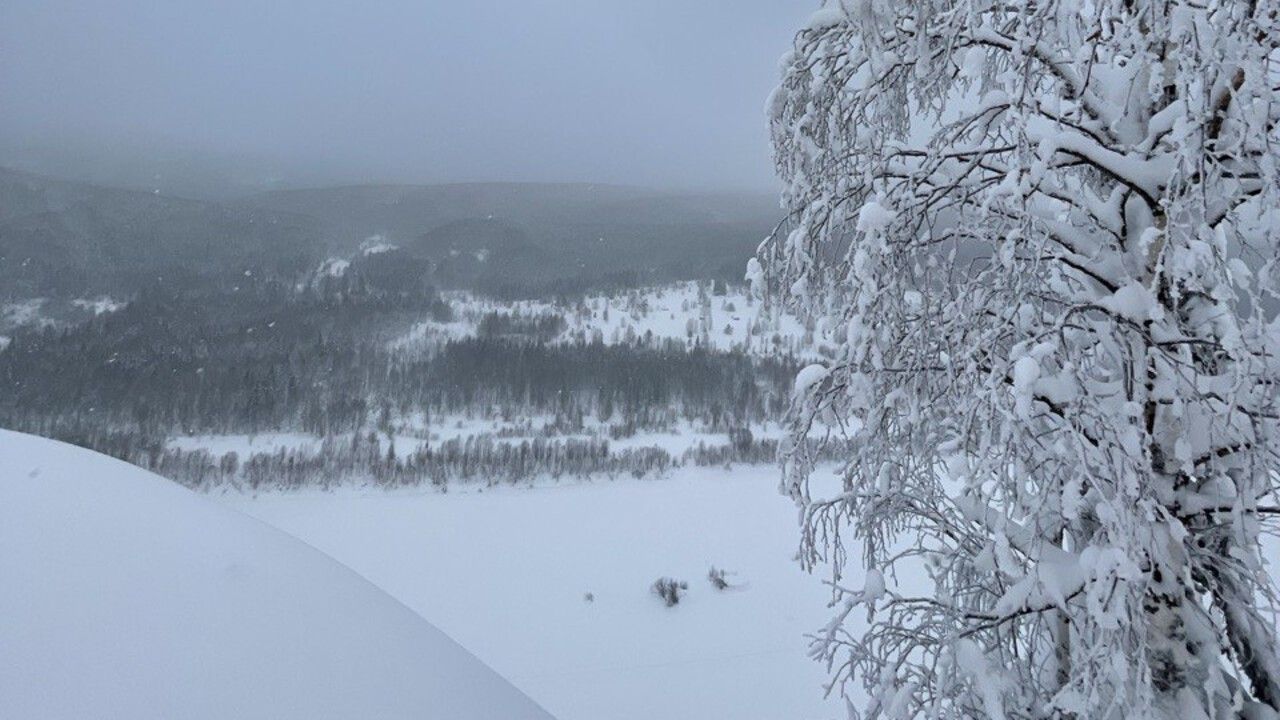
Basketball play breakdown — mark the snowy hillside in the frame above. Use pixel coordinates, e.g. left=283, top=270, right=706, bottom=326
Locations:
left=389, top=281, right=814, bottom=359
left=0, top=429, right=554, bottom=720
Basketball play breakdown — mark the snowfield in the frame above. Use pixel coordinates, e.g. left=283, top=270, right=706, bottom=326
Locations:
left=0, top=430, right=554, bottom=720
left=7, top=427, right=1272, bottom=720
left=167, top=430, right=326, bottom=456
left=215, top=460, right=1280, bottom=720
left=221, top=465, right=845, bottom=720
left=1, top=296, right=125, bottom=336
left=389, top=281, right=814, bottom=359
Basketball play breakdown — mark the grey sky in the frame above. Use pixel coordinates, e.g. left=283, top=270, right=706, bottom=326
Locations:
left=0, top=0, right=807, bottom=194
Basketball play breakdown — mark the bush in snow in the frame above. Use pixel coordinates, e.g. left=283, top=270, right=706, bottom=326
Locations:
left=651, top=577, right=688, bottom=607
left=764, top=1, right=1280, bottom=718
left=707, top=567, right=732, bottom=591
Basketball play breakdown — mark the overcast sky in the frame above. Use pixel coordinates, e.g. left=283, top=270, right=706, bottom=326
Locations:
left=0, top=0, right=808, bottom=194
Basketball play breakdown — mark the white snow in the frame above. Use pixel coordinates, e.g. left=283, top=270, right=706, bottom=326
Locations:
left=903, top=289, right=923, bottom=312
left=856, top=200, right=896, bottom=234
left=317, top=256, right=351, bottom=277
left=806, top=7, right=847, bottom=30
left=164, top=418, right=789, bottom=478
left=794, top=363, right=830, bottom=398
left=219, top=465, right=844, bottom=720
left=861, top=568, right=886, bottom=605
left=389, top=282, right=814, bottom=359
left=1098, top=281, right=1160, bottom=322
left=1011, top=355, right=1041, bottom=419
left=744, top=257, right=765, bottom=295
left=71, top=296, right=124, bottom=315
left=0, top=429, right=554, bottom=720
left=360, top=234, right=398, bottom=255
left=960, top=46, right=986, bottom=79
left=956, top=639, right=1008, bottom=720
left=2, top=298, right=48, bottom=328
left=167, top=431, right=324, bottom=456
left=386, top=316, right=475, bottom=353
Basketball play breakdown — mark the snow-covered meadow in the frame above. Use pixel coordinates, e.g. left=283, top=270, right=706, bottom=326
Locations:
left=1, top=296, right=124, bottom=332
left=389, top=280, right=813, bottom=359
left=0, top=296, right=126, bottom=352
left=221, top=464, right=848, bottom=720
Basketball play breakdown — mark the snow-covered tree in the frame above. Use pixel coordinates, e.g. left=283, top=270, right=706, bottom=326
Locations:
left=762, top=1, right=1280, bottom=717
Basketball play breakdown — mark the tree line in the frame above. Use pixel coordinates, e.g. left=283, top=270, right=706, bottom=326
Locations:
left=0, top=275, right=799, bottom=484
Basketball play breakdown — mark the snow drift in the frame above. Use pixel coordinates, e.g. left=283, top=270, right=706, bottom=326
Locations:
left=0, top=429, right=553, bottom=720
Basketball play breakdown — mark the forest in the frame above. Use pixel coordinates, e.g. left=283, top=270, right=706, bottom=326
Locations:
left=0, top=263, right=802, bottom=489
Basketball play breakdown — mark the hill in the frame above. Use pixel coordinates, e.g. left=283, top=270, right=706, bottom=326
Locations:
left=0, top=429, right=554, bottom=720
left=0, top=167, right=780, bottom=299
left=241, top=183, right=780, bottom=295
left=0, top=167, right=322, bottom=298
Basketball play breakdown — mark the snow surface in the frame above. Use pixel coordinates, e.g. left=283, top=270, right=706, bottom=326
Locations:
left=360, top=235, right=399, bottom=256
left=2, top=298, right=47, bottom=327
left=167, top=431, right=324, bottom=456
left=167, top=418, right=788, bottom=467
left=1, top=296, right=123, bottom=334
left=0, top=429, right=554, bottom=720
left=794, top=363, right=830, bottom=398
left=71, top=296, right=125, bottom=316
left=856, top=200, right=895, bottom=234
left=221, top=465, right=845, bottom=720
left=317, top=256, right=350, bottom=277
left=389, top=282, right=813, bottom=359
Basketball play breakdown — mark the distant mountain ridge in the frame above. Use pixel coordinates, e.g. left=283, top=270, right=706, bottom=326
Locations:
left=1, top=167, right=780, bottom=299
left=0, top=166, right=321, bottom=298
left=240, top=182, right=780, bottom=296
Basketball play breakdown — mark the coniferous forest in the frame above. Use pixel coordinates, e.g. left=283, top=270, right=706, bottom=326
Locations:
left=1, top=253, right=806, bottom=490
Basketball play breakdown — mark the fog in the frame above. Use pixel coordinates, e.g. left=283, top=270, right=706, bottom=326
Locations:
left=0, top=0, right=806, bottom=197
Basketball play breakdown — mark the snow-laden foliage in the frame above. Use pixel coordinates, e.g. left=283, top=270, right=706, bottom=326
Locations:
left=763, top=1, right=1280, bottom=717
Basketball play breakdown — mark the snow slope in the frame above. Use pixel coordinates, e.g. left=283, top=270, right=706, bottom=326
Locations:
left=0, top=429, right=554, bottom=720
left=389, top=282, right=814, bottom=359
left=222, top=466, right=845, bottom=720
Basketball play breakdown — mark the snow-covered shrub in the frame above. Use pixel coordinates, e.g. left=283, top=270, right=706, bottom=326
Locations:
left=765, top=1, right=1280, bottom=717
left=651, top=577, right=688, bottom=607
left=707, top=567, right=731, bottom=591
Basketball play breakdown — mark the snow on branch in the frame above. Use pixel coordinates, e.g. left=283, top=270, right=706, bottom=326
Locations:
left=765, top=0, right=1280, bottom=717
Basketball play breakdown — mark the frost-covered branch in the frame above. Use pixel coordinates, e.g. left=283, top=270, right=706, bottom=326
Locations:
left=764, top=0, right=1280, bottom=717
